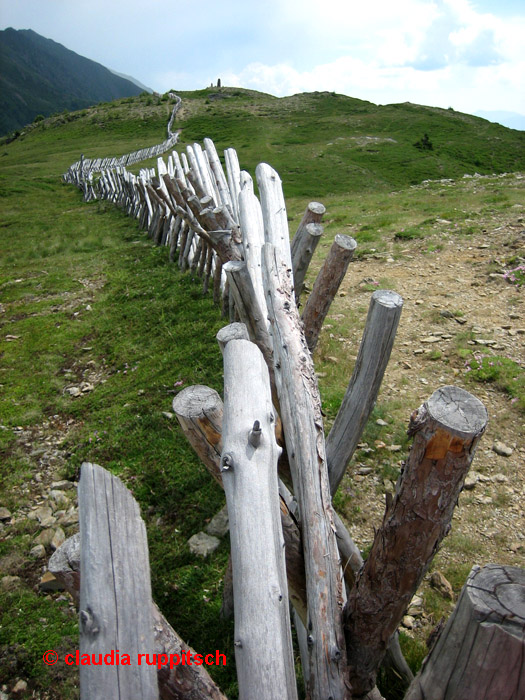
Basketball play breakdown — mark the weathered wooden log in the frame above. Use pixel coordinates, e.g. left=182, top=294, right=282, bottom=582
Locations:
left=404, top=563, right=525, bottom=700
left=292, top=201, right=326, bottom=246
left=238, top=188, right=269, bottom=325
left=222, top=260, right=275, bottom=390
left=291, top=222, right=323, bottom=304
left=224, top=148, right=241, bottom=221
left=256, top=164, right=293, bottom=271
left=344, top=386, right=488, bottom=697
left=221, top=339, right=298, bottom=700
left=326, top=290, right=404, bottom=495
left=301, top=234, right=357, bottom=352
left=172, top=378, right=307, bottom=623
left=203, top=138, right=235, bottom=213
left=216, top=322, right=249, bottom=353
left=49, top=534, right=228, bottom=700
left=262, top=244, right=349, bottom=700
left=78, top=462, right=158, bottom=699
left=172, top=386, right=224, bottom=486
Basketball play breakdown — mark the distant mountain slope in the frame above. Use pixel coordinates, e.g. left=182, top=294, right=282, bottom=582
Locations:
left=474, top=110, right=525, bottom=132
left=0, top=28, right=145, bottom=135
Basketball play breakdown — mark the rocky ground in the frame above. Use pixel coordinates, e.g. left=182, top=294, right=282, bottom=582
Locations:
left=328, top=179, right=524, bottom=644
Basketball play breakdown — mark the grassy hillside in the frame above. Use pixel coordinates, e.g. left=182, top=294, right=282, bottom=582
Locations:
left=0, top=88, right=523, bottom=699
left=0, top=28, right=144, bottom=135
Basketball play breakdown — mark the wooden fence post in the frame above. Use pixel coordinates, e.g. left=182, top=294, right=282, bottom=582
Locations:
left=78, top=462, right=159, bottom=700
left=262, top=245, right=350, bottom=700
left=302, top=234, right=357, bottom=352
left=221, top=339, right=298, bottom=700
left=344, top=386, right=488, bottom=697
left=326, top=289, right=404, bottom=495
left=404, top=564, right=525, bottom=700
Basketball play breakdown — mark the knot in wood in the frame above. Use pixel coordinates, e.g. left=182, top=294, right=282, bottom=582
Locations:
left=248, top=420, right=262, bottom=447
left=307, top=634, right=314, bottom=648
left=79, top=607, right=99, bottom=637
left=221, top=453, right=233, bottom=471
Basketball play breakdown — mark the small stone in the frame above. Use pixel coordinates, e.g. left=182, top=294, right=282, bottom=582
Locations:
left=326, top=356, right=339, bottom=364
left=58, top=507, right=79, bottom=526
left=39, top=571, right=65, bottom=592
left=48, top=490, right=69, bottom=507
left=51, top=527, right=66, bottom=551
left=376, top=419, right=388, bottom=427
left=1, top=575, right=22, bottom=592
left=188, top=532, right=221, bottom=558
left=430, top=571, right=454, bottom=600
left=387, top=445, right=402, bottom=452
left=475, top=495, right=493, bottom=505
left=421, top=336, right=442, bottom=343
left=463, top=472, right=479, bottom=490
left=30, top=544, right=47, bottom=559
left=206, top=505, right=229, bottom=538
left=34, top=528, right=56, bottom=547
left=162, top=411, right=174, bottom=420
left=357, top=466, right=373, bottom=475
left=402, top=615, right=415, bottom=629
left=80, top=382, right=94, bottom=393
left=33, top=506, right=56, bottom=528
left=12, top=680, right=28, bottom=695
left=0, top=507, right=11, bottom=521
left=67, top=386, right=81, bottom=397
left=493, top=441, right=513, bottom=457
left=51, top=480, right=76, bottom=491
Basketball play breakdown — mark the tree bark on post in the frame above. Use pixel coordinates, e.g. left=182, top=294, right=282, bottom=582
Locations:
left=291, top=222, right=323, bottom=304
left=344, top=386, right=488, bottom=698
left=302, top=234, right=357, bottom=352
left=221, top=338, right=298, bottom=700
left=404, top=564, right=525, bottom=700
left=262, top=244, right=350, bottom=700
left=326, top=290, right=404, bottom=495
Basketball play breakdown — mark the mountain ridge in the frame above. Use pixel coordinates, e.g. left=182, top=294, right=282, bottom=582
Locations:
left=0, top=28, right=145, bottom=135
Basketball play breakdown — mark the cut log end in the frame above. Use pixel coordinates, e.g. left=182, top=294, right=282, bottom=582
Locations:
left=425, top=385, right=488, bottom=437
left=172, top=384, right=221, bottom=417
left=334, top=233, right=357, bottom=251
left=372, top=289, right=403, bottom=309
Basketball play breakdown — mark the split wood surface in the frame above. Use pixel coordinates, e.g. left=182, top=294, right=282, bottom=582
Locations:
left=404, top=563, right=525, bottom=700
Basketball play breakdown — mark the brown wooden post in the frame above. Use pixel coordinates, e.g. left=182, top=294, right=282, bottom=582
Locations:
left=344, top=386, right=488, bottom=697
left=302, top=234, right=357, bottom=352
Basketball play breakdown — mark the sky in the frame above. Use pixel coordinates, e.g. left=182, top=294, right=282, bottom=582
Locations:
left=1, top=0, right=524, bottom=126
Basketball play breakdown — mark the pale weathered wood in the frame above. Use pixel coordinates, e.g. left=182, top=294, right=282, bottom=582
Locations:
left=344, top=386, right=488, bottom=697
left=50, top=535, right=228, bottom=700
left=262, top=244, right=350, bottom=700
left=301, top=234, right=357, bottom=352
left=221, top=339, right=298, bottom=700
left=224, top=148, right=241, bottom=221
left=204, top=138, right=235, bottom=214
left=404, top=564, right=525, bottom=700
left=326, top=290, right=403, bottom=495
left=256, top=164, right=293, bottom=272
left=172, top=386, right=224, bottom=486
left=216, top=322, right=249, bottom=353
left=78, top=462, right=158, bottom=700
left=223, top=261, right=275, bottom=389
left=238, top=188, right=269, bottom=326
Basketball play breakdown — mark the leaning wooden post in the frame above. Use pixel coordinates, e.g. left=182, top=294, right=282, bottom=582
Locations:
left=344, top=386, right=488, bottom=697
left=291, top=222, right=323, bottom=304
left=302, top=234, right=357, bottom=352
left=172, top=385, right=224, bottom=486
left=404, top=563, right=525, bottom=700
left=78, top=462, right=159, bottom=700
left=221, top=338, right=298, bottom=700
left=262, top=244, right=350, bottom=700
left=326, top=290, right=404, bottom=495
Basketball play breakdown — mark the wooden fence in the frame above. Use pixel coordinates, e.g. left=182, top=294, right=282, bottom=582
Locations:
left=59, top=94, right=525, bottom=699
